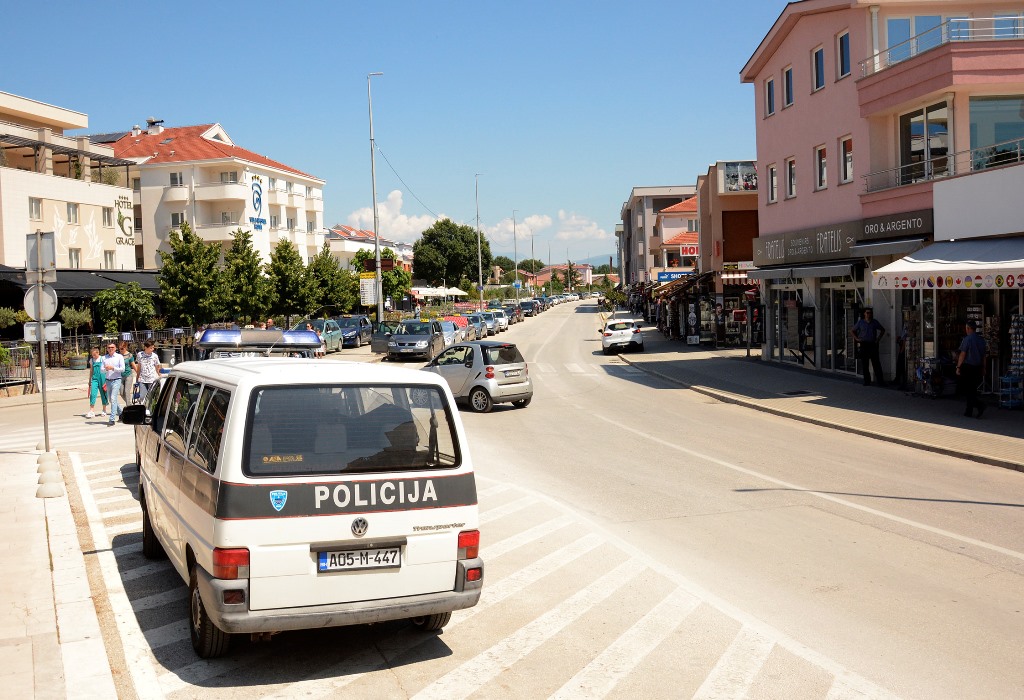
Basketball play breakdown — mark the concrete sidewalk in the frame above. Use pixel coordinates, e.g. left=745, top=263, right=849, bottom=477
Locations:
left=619, top=320, right=1024, bottom=472
left=0, top=451, right=116, bottom=699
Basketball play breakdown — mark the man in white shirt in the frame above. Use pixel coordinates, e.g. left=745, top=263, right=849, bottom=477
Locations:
left=102, top=342, right=126, bottom=426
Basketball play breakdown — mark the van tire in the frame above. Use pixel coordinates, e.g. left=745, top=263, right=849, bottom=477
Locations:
left=412, top=611, right=451, bottom=632
left=468, top=388, right=493, bottom=413
left=140, top=492, right=166, bottom=560
left=189, top=567, right=231, bottom=658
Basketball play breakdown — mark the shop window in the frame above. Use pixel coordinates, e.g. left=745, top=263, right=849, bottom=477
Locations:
left=837, top=31, right=850, bottom=78
left=840, top=137, right=853, bottom=183
left=767, top=164, right=778, bottom=203
left=783, top=66, right=794, bottom=107
left=765, top=77, right=775, bottom=116
left=785, top=158, right=796, bottom=198
left=29, top=197, right=42, bottom=220
left=815, top=145, right=827, bottom=189
left=811, top=47, right=825, bottom=91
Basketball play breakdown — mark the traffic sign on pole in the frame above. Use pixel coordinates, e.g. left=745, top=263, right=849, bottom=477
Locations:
left=24, top=284, right=58, bottom=321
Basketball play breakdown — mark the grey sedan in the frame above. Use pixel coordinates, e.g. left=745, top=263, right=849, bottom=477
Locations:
left=386, top=320, right=445, bottom=361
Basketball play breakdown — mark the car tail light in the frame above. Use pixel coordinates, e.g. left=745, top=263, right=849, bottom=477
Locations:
left=212, top=548, right=250, bottom=580
left=466, top=567, right=482, bottom=582
left=485, top=366, right=495, bottom=379
left=633, top=327, right=641, bottom=334
left=603, top=332, right=612, bottom=337
left=458, top=530, right=480, bottom=559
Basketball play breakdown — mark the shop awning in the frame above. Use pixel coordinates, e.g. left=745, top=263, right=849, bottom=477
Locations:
left=745, top=263, right=854, bottom=280
left=658, top=271, right=714, bottom=299
left=0, top=267, right=161, bottom=296
left=849, top=238, right=926, bottom=258
left=872, top=238, right=1024, bottom=290
left=746, top=267, right=790, bottom=280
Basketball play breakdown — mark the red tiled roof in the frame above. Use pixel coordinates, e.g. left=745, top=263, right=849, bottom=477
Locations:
left=330, top=225, right=375, bottom=239
left=112, top=124, right=320, bottom=180
left=664, top=232, right=699, bottom=246
left=660, top=198, right=698, bottom=214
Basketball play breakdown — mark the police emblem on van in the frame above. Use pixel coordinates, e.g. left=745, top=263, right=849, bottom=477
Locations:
left=269, top=490, right=288, bottom=512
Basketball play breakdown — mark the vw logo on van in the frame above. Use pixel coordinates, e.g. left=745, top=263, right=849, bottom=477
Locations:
left=351, top=517, right=369, bottom=537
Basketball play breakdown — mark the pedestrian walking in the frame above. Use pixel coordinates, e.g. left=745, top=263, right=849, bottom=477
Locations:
left=135, top=339, right=162, bottom=404
left=956, top=320, right=987, bottom=418
left=85, top=346, right=108, bottom=418
left=119, top=340, right=136, bottom=404
left=101, top=341, right=125, bottom=426
left=850, top=308, right=886, bottom=386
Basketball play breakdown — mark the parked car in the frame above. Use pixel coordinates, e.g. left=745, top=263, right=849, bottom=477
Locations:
left=422, top=341, right=533, bottom=413
left=465, top=314, right=486, bottom=340
left=371, top=321, right=399, bottom=354
left=601, top=319, right=644, bottom=354
left=292, top=318, right=343, bottom=353
left=479, top=312, right=498, bottom=336
left=439, top=320, right=465, bottom=348
left=504, top=305, right=522, bottom=324
left=518, top=300, right=537, bottom=317
left=334, top=314, right=373, bottom=348
left=491, top=309, right=509, bottom=332
left=387, top=320, right=446, bottom=361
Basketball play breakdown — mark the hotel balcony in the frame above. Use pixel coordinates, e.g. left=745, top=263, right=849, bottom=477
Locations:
left=266, top=188, right=287, bottom=205
left=648, top=234, right=662, bottom=251
left=195, top=222, right=242, bottom=242
left=163, top=184, right=188, bottom=203
left=306, top=196, right=323, bottom=213
left=193, top=181, right=248, bottom=202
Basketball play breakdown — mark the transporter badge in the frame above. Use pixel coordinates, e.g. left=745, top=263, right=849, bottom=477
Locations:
left=269, top=490, right=288, bottom=512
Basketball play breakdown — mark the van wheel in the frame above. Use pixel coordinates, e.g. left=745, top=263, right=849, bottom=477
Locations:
left=412, top=611, right=452, bottom=632
left=140, top=492, right=166, bottom=560
left=512, top=397, right=531, bottom=408
left=189, top=567, right=231, bottom=658
left=468, top=388, right=493, bottom=413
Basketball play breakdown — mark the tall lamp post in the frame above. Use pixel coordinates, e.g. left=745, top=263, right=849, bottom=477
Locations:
left=475, top=174, right=483, bottom=311
left=367, top=71, right=384, bottom=322
left=512, top=209, right=519, bottom=302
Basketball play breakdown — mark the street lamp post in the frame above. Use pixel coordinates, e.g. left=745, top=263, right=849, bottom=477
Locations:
left=475, top=174, right=483, bottom=311
left=367, top=71, right=384, bottom=322
left=512, top=209, right=519, bottom=302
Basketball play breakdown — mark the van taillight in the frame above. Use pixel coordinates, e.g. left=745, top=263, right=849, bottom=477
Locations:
left=484, top=366, right=495, bottom=379
left=458, top=530, right=480, bottom=559
left=212, top=548, right=250, bottom=579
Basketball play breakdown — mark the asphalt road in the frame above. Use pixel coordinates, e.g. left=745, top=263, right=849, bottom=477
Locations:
left=4, top=300, right=1022, bottom=698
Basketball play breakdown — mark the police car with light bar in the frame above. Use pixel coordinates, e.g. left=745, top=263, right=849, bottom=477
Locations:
left=196, top=328, right=322, bottom=359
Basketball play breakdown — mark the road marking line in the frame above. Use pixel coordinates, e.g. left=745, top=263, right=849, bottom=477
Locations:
left=89, top=472, right=138, bottom=485
left=564, top=363, right=586, bottom=374
left=91, top=484, right=136, bottom=497
left=101, top=506, right=141, bottom=520
left=483, top=515, right=574, bottom=560
left=130, top=587, right=187, bottom=613
left=93, top=491, right=136, bottom=505
left=119, top=560, right=173, bottom=583
left=141, top=619, right=188, bottom=650
left=534, top=363, right=555, bottom=374
left=551, top=588, right=701, bottom=699
left=413, top=560, right=640, bottom=700
left=81, top=457, right=130, bottom=469
left=692, top=626, right=775, bottom=700
left=105, top=520, right=142, bottom=537
left=479, top=495, right=536, bottom=524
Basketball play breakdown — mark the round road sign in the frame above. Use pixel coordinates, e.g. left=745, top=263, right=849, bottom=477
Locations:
left=24, top=284, right=58, bottom=322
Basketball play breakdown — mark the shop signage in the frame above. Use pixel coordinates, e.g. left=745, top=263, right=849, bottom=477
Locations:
left=658, top=271, right=693, bottom=282
left=248, top=175, right=267, bottom=232
left=114, top=195, right=135, bottom=245
left=860, top=209, right=932, bottom=241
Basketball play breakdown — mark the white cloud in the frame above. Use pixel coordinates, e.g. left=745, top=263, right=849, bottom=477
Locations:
left=484, top=213, right=553, bottom=248
left=347, top=190, right=441, bottom=243
left=552, top=211, right=610, bottom=243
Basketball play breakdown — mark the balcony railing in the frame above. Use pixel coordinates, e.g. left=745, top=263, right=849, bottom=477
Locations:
left=859, top=17, right=1024, bottom=78
left=862, top=135, right=1024, bottom=193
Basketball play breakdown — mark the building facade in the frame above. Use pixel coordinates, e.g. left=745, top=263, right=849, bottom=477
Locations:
left=617, top=185, right=696, bottom=287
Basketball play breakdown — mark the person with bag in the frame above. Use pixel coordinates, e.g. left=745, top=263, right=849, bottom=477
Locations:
left=850, top=308, right=886, bottom=387
left=134, top=339, right=162, bottom=404
left=119, top=340, right=136, bottom=404
left=85, top=346, right=108, bottom=419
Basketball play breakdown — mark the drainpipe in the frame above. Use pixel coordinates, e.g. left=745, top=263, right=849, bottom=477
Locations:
left=870, top=6, right=881, bottom=74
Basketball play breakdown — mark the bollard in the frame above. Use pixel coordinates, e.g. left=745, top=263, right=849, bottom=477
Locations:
left=38, top=471, right=63, bottom=485
left=37, top=462, right=60, bottom=474
left=36, top=483, right=64, bottom=498
left=37, top=453, right=59, bottom=466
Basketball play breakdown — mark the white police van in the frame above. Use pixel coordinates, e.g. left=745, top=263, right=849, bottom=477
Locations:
left=122, top=357, right=483, bottom=658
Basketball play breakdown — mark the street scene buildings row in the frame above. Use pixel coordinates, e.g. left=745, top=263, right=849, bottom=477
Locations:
left=618, top=0, right=1024, bottom=392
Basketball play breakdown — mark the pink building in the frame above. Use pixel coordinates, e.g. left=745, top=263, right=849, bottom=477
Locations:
left=742, top=1, right=1024, bottom=384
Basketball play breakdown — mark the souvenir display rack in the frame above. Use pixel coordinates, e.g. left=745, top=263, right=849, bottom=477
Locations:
left=1000, top=314, right=1024, bottom=409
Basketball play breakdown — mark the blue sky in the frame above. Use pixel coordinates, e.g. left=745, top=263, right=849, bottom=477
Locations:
left=1, top=0, right=785, bottom=265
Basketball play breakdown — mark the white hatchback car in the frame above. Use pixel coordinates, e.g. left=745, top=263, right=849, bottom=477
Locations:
left=601, top=319, right=644, bottom=354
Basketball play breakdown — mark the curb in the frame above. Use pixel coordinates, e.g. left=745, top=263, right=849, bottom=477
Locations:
left=0, top=388, right=88, bottom=408
left=618, top=355, right=1024, bottom=474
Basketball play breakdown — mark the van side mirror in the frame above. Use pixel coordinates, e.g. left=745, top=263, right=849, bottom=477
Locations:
left=121, top=404, right=150, bottom=425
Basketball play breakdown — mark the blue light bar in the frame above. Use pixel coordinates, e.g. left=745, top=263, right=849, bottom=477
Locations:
left=197, top=328, right=322, bottom=349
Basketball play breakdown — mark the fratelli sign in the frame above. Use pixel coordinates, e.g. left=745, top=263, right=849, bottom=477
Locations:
left=753, top=209, right=932, bottom=267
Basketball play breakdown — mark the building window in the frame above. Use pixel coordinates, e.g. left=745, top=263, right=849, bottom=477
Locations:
left=285, top=181, right=294, bottom=193
left=29, top=197, right=42, bottom=220
left=104, top=250, right=116, bottom=269
left=102, top=207, right=114, bottom=227
left=767, top=164, right=778, bottom=203
left=221, top=211, right=239, bottom=224
left=887, top=16, right=943, bottom=63
left=969, top=96, right=1024, bottom=169
left=67, top=203, right=79, bottom=224
left=171, top=212, right=186, bottom=229
left=837, top=31, right=851, bottom=78
left=812, top=47, right=825, bottom=91
left=783, top=66, right=794, bottom=107
left=270, top=214, right=280, bottom=229
left=69, top=248, right=81, bottom=268
left=765, top=77, right=775, bottom=116
left=268, top=177, right=277, bottom=190
left=995, top=14, right=1024, bottom=39
left=785, top=158, right=797, bottom=198
left=132, top=177, right=141, bottom=192
left=220, top=171, right=238, bottom=184
left=840, top=137, right=853, bottom=183
left=815, top=145, right=827, bottom=189
left=306, top=221, right=315, bottom=233
left=170, top=172, right=184, bottom=186
left=899, top=102, right=949, bottom=182
left=287, top=217, right=295, bottom=230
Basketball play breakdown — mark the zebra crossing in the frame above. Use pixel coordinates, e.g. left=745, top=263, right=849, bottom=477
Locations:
left=533, top=362, right=643, bottom=376
left=0, top=413, right=135, bottom=453
left=64, top=451, right=898, bottom=699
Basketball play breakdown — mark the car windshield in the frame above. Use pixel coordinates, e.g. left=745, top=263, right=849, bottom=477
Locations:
left=245, top=384, right=460, bottom=476
left=337, top=318, right=362, bottom=328
left=482, top=344, right=524, bottom=365
left=397, top=322, right=431, bottom=335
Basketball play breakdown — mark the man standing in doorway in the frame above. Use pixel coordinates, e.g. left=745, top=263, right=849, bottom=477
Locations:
left=102, top=342, right=125, bottom=425
left=956, top=320, right=986, bottom=418
left=850, top=308, right=886, bottom=387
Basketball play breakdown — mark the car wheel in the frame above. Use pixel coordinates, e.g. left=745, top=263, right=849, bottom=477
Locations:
left=354, top=335, right=361, bottom=348
left=412, top=611, right=452, bottom=632
left=468, top=387, right=493, bottom=413
left=602, top=347, right=610, bottom=356
left=189, top=566, right=231, bottom=658
left=140, top=490, right=166, bottom=560
left=513, top=397, right=531, bottom=408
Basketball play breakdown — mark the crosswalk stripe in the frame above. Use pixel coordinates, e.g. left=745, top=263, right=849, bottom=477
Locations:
left=81, top=457, right=130, bottom=469
left=692, top=626, right=776, bottom=700
left=130, top=587, right=187, bottom=613
left=93, top=491, right=136, bottom=505
left=413, top=560, right=641, bottom=700
left=120, top=561, right=173, bottom=583
left=92, top=484, right=136, bottom=497
left=106, top=520, right=141, bottom=536
left=90, top=473, right=138, bottom=486
left=482, top=515, right=573, bottom=561
left=564, top=363, right=586, bottom=374
left=479, top=496, right=536, bottom=524
left=142, top=619, right=188, bottom=650
left=476, top=482, right=513, bottom=498
left=551, top=588, right=700, bottom=698
left=102, top=506, right=141, bottom=520
left=535, top=363, right=556, bottom=374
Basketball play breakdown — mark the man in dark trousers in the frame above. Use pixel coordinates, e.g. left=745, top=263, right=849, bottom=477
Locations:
left=850, top=308, right=885, bottom=386
left=956, top=320, right=987, bottom=418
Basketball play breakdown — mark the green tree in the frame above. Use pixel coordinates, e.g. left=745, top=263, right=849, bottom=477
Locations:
left=158, top=223, right=223, bottom=326
left=93, top=282, right=156, bottom=331
left=565, top=262, right=583, bottom=290
left=594, top=263, right=612, bottom=275
left=0, top=307, right=16, bottom=329
left=412, top=218, right=492, bottom=288
left=493, top=255, right=515, bottom=274
left=519, top=258, right=545, bottom=274
left=352, top=248, right=411, bottom=310
left=60, top=304, right=93, bottom=353
left=266, top=240, right=313, bottom=319
left=222, top=229, right=272, bottom=324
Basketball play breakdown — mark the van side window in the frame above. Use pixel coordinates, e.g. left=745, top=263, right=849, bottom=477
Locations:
left=152, top=377, right=176, bottom=435
left=188, top=388, right=230, bottom=473
left=164, top=379, right=202, bottom=453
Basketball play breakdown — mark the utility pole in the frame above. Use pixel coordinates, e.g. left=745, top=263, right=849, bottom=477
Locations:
left=512, top=210, right=519, bottom=302
left=475, top=174, right=483, bottom=311
left=367, top=72, right=384, bottom=322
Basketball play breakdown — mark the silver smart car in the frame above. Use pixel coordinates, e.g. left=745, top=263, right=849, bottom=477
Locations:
left=421, top=341, right=532, bottom=412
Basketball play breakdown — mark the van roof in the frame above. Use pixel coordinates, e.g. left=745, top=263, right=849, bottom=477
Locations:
left=166, top=357, right=449, bottom=391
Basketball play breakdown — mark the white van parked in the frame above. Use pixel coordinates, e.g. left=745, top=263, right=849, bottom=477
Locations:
left=122, top=358, right=483, bottom=658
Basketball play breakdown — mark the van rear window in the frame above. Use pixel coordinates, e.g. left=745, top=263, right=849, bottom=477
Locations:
left=244, top=384, right=461, bottom=476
